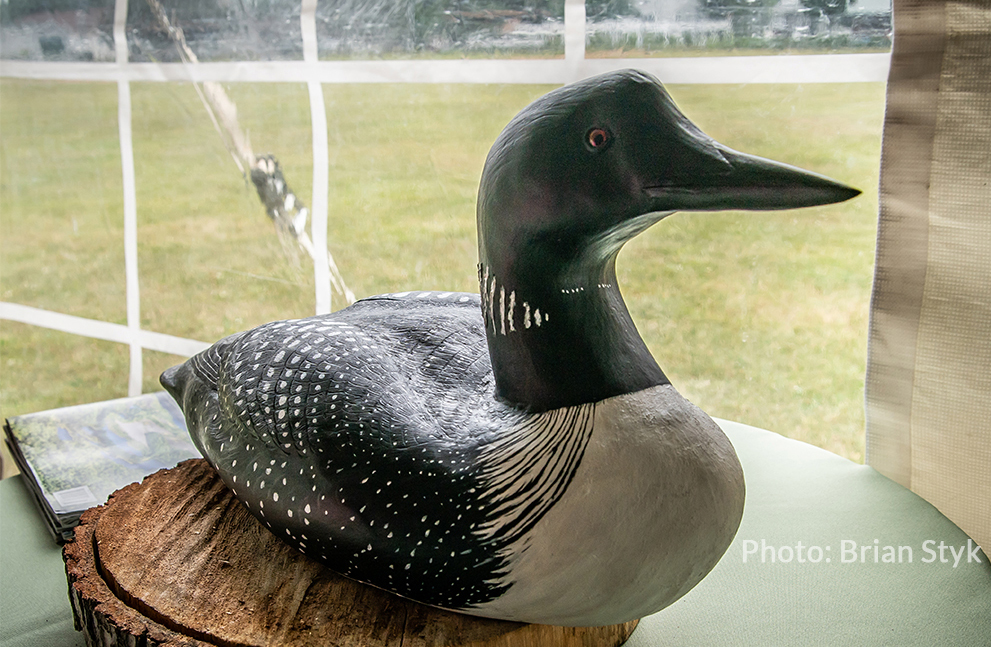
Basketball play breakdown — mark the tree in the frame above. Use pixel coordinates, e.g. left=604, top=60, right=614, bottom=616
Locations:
left=698, top=0, right=782, bottom=38
left=801, top=0, right=849, bottom=16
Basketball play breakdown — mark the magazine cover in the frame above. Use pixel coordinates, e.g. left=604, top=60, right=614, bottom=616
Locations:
left=3, top=391, right=201, bottom=542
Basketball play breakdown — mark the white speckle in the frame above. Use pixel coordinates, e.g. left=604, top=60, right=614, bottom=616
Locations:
left=499, top=286, right=506, bottom=336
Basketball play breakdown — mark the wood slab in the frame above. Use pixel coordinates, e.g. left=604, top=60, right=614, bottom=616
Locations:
left=64, top=459, right=639, bottom=647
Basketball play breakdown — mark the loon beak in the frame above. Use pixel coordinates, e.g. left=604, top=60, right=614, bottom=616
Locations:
left=643, top=141, right=860, bottom=212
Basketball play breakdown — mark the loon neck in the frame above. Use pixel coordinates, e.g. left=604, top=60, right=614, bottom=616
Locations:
left=478, top=248, right=669, bottom=412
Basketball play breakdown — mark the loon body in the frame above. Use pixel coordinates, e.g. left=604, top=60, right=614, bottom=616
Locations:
left=163, top=70, right=859, bottom=626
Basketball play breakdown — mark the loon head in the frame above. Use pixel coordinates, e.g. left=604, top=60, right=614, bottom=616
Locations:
left=477, top=69, right=860, bottom=412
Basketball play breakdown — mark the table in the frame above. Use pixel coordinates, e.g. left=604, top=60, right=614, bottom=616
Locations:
left=2, top=419, right=989, bottom=647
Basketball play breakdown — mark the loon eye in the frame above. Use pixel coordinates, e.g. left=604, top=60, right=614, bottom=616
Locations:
left=586, top=128, right=610, bottom=151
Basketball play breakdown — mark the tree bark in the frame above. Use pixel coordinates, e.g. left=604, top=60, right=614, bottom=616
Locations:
left=64, top=459, right=639, bottom=647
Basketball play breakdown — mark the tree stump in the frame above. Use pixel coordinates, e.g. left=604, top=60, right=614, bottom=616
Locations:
left=64, top=459, right=639, bottom=647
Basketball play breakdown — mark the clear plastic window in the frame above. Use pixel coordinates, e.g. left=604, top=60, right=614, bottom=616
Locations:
left=1, top=1, right=890, bottom=465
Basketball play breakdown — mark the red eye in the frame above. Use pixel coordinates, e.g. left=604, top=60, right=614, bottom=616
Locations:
left=586, top=128, right=610, bottom=150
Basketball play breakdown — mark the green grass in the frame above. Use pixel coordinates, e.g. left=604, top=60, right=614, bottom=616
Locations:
left=0, top=322, right=131, bottom=414
left=0, top=78, right=885, bottom=463
left=0, top=81, right=126, bottom=323
left=131, top=81, right=318, bottom=341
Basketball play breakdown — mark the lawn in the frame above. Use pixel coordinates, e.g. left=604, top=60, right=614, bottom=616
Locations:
left=0, top=78, right=885, bottom=463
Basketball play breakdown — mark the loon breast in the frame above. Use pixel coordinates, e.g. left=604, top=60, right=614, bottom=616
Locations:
left=474, top=384, right=745, bottom=626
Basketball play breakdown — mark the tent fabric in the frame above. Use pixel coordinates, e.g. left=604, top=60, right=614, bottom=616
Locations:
left=866, top=0, right=991, bottom=554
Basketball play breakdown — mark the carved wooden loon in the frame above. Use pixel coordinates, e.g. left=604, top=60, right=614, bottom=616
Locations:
left=162, top=70, right=859, bottom=627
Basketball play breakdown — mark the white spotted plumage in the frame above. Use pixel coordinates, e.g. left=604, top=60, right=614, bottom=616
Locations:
left=167, top=292, right=613, bottom=614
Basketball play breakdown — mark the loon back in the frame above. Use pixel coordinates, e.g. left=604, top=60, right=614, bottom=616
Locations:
left=163, top=292, right=600, bottom=612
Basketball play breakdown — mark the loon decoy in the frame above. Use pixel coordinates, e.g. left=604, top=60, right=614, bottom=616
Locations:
left=162, top=70, right=859, bottom=627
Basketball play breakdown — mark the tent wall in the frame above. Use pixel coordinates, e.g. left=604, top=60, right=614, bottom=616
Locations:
left=866, top=0, right=991, bottom=554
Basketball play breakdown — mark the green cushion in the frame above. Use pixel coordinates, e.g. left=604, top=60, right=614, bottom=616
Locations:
left=629, top=420, right=991, bottom=646
left=1, top=419, right=988, bottom=646
left=0, top=476, right=83, bottom=647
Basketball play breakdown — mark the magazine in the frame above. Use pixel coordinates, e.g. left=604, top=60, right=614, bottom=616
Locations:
left=3, top=391, right=201, bottom=543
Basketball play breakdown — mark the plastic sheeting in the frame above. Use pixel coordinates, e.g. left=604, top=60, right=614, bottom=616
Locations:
left=1, top=1, right=891, bottom=400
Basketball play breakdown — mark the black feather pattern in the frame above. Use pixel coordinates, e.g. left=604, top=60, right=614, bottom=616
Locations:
left=168, top=291, right=594, bottom=609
